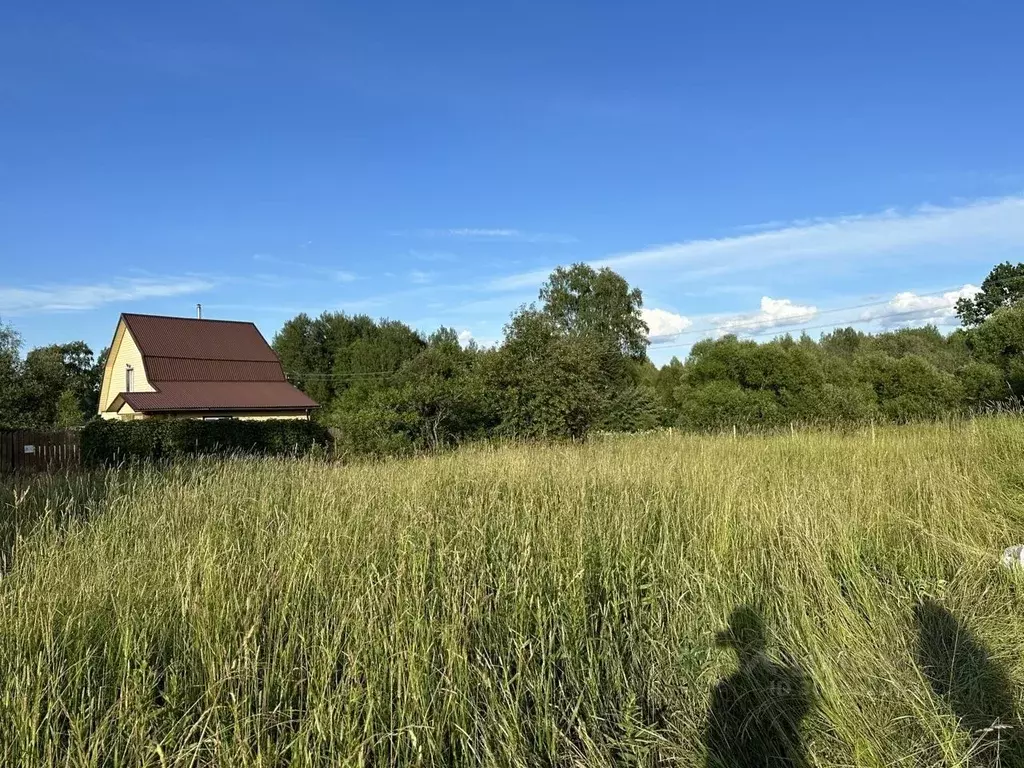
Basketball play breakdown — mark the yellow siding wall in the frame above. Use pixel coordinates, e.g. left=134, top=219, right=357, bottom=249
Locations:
left=116, top=402, right=144, bottom=420
left=99, top=322, right=154, bottom=418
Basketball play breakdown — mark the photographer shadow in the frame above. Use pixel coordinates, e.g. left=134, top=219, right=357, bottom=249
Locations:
left=705, top=606, right=812, bottom=767
left=914, top=597, right=1024, bottom=766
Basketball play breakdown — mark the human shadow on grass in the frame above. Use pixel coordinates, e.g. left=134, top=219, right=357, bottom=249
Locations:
left=914, top=597, right=1024, bottom=767
left=705, top=606, right=812, bottom=768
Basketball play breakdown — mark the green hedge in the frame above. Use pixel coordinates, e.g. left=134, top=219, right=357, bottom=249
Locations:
left=81, top=418, right=332, bottom=466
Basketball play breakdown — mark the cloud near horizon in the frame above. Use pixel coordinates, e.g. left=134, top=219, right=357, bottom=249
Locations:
left=717, top=297, right=819, bottom=335
left=643, top=297, right=819, bottom=346
left=642, top=307, right=693, bottom=342
left=860, top=284, right=979, bottom=328
left=642, top=284, right=986, bottom=357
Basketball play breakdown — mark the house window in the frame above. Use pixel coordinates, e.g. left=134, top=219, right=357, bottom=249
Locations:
left=125, top=365, right=134, bottom=392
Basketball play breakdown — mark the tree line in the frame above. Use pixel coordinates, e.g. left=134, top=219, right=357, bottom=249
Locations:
left=0, top=325, right=104, bottom=429
left=274, top=262, right=1024, bottom=456
left=3, top=261, right=1024, bottom=447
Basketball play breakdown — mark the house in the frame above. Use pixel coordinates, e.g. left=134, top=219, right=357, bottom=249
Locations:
left=98, top=312, right=318, bottom=420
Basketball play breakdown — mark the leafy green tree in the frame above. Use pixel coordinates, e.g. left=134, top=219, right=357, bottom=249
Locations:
left=273, top=312, right=427, bottom=416
left=328, top=316, right=426, bottom=409
left=863, top=326, right=969, bottom=374
left=675, top=380, right=781, bottom=431
left=539, top=263, right=649, bottom=360
left=89, top=346, right=109, bottom=417
left=647, top=357, right=686, bottom=426
left=384, top=327, right=493, bottom=449
left=599, top=384, right=661, bottom=432
left=487, top=309, right=606, bottom=439
left=818, top=327, right=867, bottom=358
left=855, top=353, right=964, bottom=422
left=56, top=389, right=85, bottom=427
left=818, top=382, right=879, bottom=424
left=482, top=264, right=658, bottom=439
left=330, top=395, right=420, bottom=457
left=325, top=315, right=425, bottom=378
left=21, top=341, right=97, bottom=427
left=272, top=313, right=333, bottom=406
left=956, top=262, right=1024, bottom=326
left=958, top=362, right=1009, bottom=407
left=677, top=335, right=830, bottom=426
left=329, top=328, right=492, bottom=456
left=965, top=303, right=1024, bottom=395
left=0, top=320, right=24, bottom=427
left=816, top=355, right=878, bottom=423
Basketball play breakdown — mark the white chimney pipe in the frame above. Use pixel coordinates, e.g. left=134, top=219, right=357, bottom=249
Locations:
left=197, top=303, right=202, bottom=320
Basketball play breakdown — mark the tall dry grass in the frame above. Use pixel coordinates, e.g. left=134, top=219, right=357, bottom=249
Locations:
left=2, top=417, right=1024, bottom=766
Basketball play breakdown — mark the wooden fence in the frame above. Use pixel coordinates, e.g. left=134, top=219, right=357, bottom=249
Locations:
left=0, top=429, right=81, bottom=473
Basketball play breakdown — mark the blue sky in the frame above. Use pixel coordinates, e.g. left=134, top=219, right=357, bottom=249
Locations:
left=2, top=1, right=1023, bottom=365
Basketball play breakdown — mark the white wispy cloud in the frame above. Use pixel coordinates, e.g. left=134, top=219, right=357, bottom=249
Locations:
left=409, top=250, right=459, bottom=263
left=860, top=284, right=979, bottom=328
left=252, top=253, right=293, bottom=266
left=717, top=297, right=819, bottom=335
left=486, top=196, right=1024, bottom=292
left=409, top=270, right=434, bottom=285
left=0, top=277, right=214, bottom=315
left=642, top=308, right=693, bottom=343
left=596, top=197, right=1024, bottom=277
left=448, top=228, right=522, bottom=238
left=487, top=269, right=554, bottom=292
left=201, top=303, right=309, bottom=315
left=252, top=253, right=358, bottom=282
left=413, top=228, right=578, bottom=244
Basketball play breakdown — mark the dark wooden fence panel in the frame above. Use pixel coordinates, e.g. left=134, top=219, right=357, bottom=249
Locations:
left=0, top=429, right=80, bottom=472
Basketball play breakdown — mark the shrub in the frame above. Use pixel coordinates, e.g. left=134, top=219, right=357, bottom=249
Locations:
left=81, top=418, right=332, bottom=466
left=958, top=361, right=1009, bottom=407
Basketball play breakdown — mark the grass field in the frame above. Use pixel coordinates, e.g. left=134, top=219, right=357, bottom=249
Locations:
left=3, top=418, right=1024, bottom=766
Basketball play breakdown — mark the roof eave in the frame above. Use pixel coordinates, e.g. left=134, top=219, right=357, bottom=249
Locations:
left=134, top=406, right=318, bottom=414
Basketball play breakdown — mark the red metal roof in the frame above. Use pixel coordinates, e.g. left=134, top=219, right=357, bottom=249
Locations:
left=118, top=382, right=318, bottom=412
left=145, top=357, right=286, bottom=383
left=122, top=313, right=280, bottom=362
left=110, top=313, right=318, bottom=413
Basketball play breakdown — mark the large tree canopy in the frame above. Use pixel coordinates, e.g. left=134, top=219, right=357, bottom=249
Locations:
left=21, top=341, right=99, bottom=427
left=956, top=261, right=1024, bottom=326
left=0, top=321, right=23, bottom=427
left=272, top=312, right=426, bottom=409
left=539, top=264, right=649, bottom=360
left=0, top=327, right=100, bottom=428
